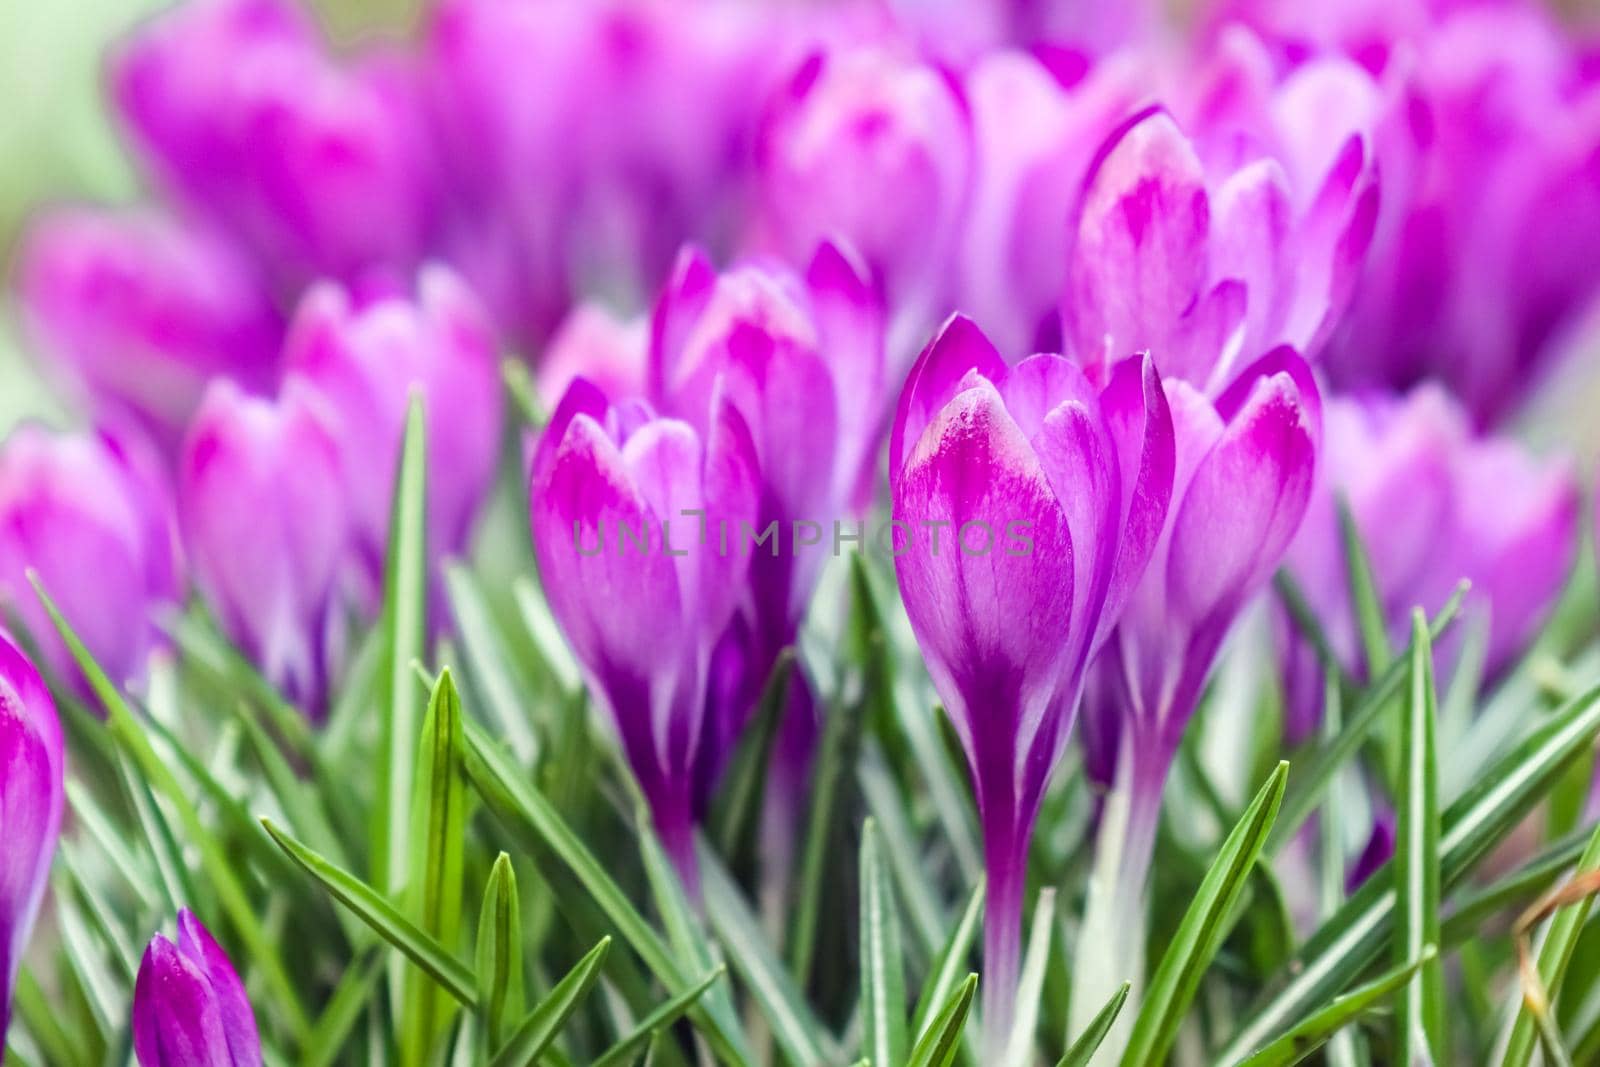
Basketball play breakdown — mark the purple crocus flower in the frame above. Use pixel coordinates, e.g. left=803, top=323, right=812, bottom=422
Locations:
left=283, top=265, right=501, bottom=608
left=754, top=45, right=972, bottom=348
left=0, top=632, right=64, bottom=1044
left=1280, top=385, right=1579, bottom=740
left=529, top=379, right=759, bottom=892
left=890, top=315, right=1174, bottom=1049
left=1073, top=349, right=1319, bottom=1048
left=178, top=380, right=349, bottom=718
left=110, top=0, right=435, bottom=293
left=427, top=0, right=776, bottom=346
left=537, top=303, right=648, bottom=415
left=648, top=241, right=888, bottom=818
left=0, top=426, right=180, bottom=693
left=1064, top=104, right=1376, bottom=385
left=14, top=207, right=282, bottom=457
left=132, top=909, right=262, bottom=1067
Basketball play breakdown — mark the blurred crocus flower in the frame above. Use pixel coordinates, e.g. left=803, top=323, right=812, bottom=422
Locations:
left=284, top=265, right=501, bottom=607
left=649, top=242, right=887, bottom=760
left=0, top=633, right=64, bottom=1044
left=530, top=380, right=759, bottom=891
left=1074, top=349, right=1319, bottom=1049
left=1065, top=104, right=1376, bottom=385
left=132, top=909, right=261, bottom=1067
left=536, top=304, right=648, bottom=415
left=179, top=380, right=348, bottom=718
left=110, top=0, right=435, bottom=292
left=1281, top=385, right=1579, bottom=740
left=427, top=0, right=774, bottom=345
left=890, top=315, right=1174, bottom=1048
left=755, top=45, right=972, bottom=348
left=15, top=207, right=282, bottom=456
left=0, top=426, right=179, bottom=693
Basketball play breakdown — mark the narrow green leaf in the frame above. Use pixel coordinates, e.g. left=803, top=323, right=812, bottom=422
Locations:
left=791, top=668, right=864, bottom=986
left=51, top=877, right=122, bottom=1039
left=11, top=970, right=86, bottom=1067
left=403, top=669, right=471, bottom=1067
left=911, top=879, right=985, bottom=1040
left=859, top=752, right=945, bottom=957
left=1219, top=679, right=1600, bottom=1062
left=905, top=974, right=978, bottom=1067
left=1395, top=611, right=1444, bottom=1064
left=29, top=573, right=311, bottom=1039
left=1273, top=569, right=1356, bottom=694
left=1501, top=818, right=1600, bottom=1066
left=1235, top=947, right=1438, bottom=1067
left=1269, top=583, right=1467, bottom=855
left=475, top=853, right=525, bottom=1053
left=1441, top=830, right=1590, bottom=948
left=262, top=818, right=477, bottom=1008
left=1121, top=761, right=1289, bottom=1067
left=699, top=844, right=837, bottom=1067
left=709, top=647, right=793, bottom=862
left=860, top=818, right=909, bottom=1067
left=1056, top=982, right=1129, bottom=1067
left=1338, top=496, right=1392, bottom=677
left=444, top=563, right=539, bottom=765
left=511, top=576, right=582, bottom=695
left=592, top=967, right=728, bottom=1067
left=375, top=393, right=429, bottom=897
left=488, top=937, right=610, bottom=1067
left=1003, top=887, right=1057, bottom=1067
left=460, top=720, right=753, bottom=1066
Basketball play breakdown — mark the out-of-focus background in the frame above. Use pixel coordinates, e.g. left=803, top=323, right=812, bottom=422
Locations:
left=0, top=0, right=417, bottom=430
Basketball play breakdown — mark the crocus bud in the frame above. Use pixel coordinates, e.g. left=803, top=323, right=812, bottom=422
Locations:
left=0, top=633, right=63, bottom=1043
left=537, top=304, right=648, bottom=415
left=1073, top=349, right=1318, bottom=1053
left=1282, top=386, right=1579, bottom=739
left=530, top=379, right=759, bottom=892
left=755, top=46, right=972, bottom=336
left=132, top=909, right=262, bottom=1067
left=0, top=426, right=180, bottom=692
left=15, top=207, right=281, bottom=456
left=179, top=380, right=348, bottom=718
left=110, top=0, right=435, bottom=291
left=890, top=315, right=1173, bottom=1049
left=1065, top=105, right=1375, bottom=386
left=284, top=265, right=501, bottom=608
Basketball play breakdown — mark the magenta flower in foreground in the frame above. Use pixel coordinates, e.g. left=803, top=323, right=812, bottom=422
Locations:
left=649, top=241, right=888, bottom=803
left=132, top=909, right=261, bottom=1067
left=1281, top=385, right=1579, bottom=739
left=15, top=206, right=281, bottom=456
left=530, top=380, right=758, bottom=891
left=284, top=265, right=501, bottom=607
left=1074, top=348, right=1319, bottom=1047
left=537, top=303, right=648, bottom=415
left=890, top=315, right=1173, bottom=1048
left=0, top=632, right=63, bottom=1044
left=0, top=426, right=179, bottom=692
left=179, top=380, right=349, bottom=718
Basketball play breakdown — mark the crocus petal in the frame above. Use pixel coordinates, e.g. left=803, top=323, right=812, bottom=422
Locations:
left=890, top=314, right=1010, bottom=483
left=132, top=938, right=234, bottom=1067
left=1095, top=354, right=1175, bottom=647
left=176, top=910, right=261, bottom=1067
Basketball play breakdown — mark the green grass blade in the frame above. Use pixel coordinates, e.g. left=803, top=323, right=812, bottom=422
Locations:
left=1395, top=611, right=1444, bottom=1064
left=699, top=844, right=836, bottom=1067
left=860, top=818, right=908, bottom=1067
left=1121, top=762, right=1289, bottom=1067
left=474, top=854, right=525, bottom=1053
left=29, top=572, right=312, bottom=1039
left=375, top=393, right=429, bottom=897
left=1219, top=679, right=1600, bottom=1061
left=1056, top=982, right=1129, bottom=1067
left=1269, top=583, right=1467, bottom=855
left=859, top=752, right=945, bottom=957
left=302, top=947, right=384, bottom=1067
left=262, top=818, right=477, bottom=1008
left=906, top=973, right=978, bottom=1067
left=488, top=937, right=610, bottom=1067
left=459, top=721, right=752, bottom=1066
left=1236, top=947, right=1438, bottom=1067
left=1338, top=496, right=1393, bottom=678
left=791, top=670, right=865, bottom=986
left=591, top=966, right=728, bottom=1067
left=444, top=563, right=539, bottom=765
left=709, top=647, right=793, bottom=862
left=911, top=879, right=985, bottom=1040
left=402, top=668, right=471, bottom=1067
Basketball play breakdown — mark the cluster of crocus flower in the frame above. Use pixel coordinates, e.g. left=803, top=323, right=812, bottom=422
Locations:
left=1, top=0, right=1597, bottom=1055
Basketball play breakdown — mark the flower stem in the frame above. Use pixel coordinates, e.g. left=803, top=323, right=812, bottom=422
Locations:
left=981, top=825, right=1027, bottom=1062
left=1070, top=740, right=1166, bottom=1064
